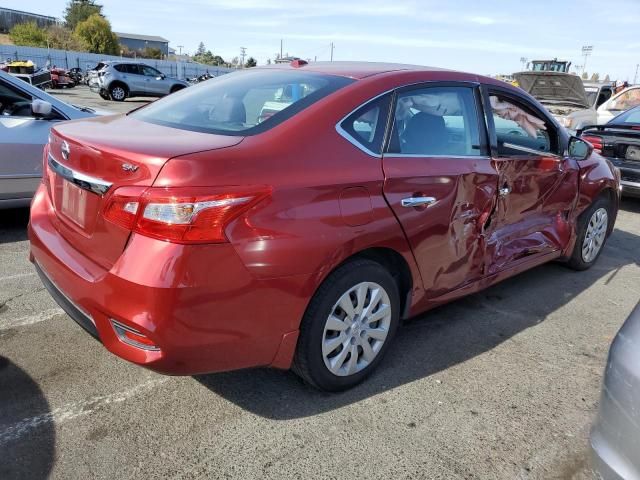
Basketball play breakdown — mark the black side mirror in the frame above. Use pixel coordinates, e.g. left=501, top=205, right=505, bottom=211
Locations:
left=568, top=136, right=593, bottom=160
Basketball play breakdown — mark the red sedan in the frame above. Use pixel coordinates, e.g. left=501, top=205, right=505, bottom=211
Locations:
left=29, top=62, right=620, bottom=391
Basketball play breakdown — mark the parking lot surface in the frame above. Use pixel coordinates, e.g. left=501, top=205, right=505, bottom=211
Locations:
left=48, top=84, right=151, bottom=114
left=1, top=82, right=640, bottom=477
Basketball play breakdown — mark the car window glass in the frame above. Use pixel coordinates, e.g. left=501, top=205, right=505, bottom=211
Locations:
left=339, top=94, right=391, bottom=154
left=142, top=66, right=160, bottom=77
left=387, top=86, right=481, bottom=156
left=114, top=64, right=126, bottom=73
left=490, top=95, right=557, bottom=155
left=132, top=70, right=354, bottom=135
left=618, top=110, right=640, bottom=124
left=0, top=79, right=34, bottom=117
left=609, top=88, right=640, bottom=112
left=126, top=64, right=141, bottom=75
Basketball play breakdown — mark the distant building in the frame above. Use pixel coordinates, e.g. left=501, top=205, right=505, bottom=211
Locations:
left=0, top=7, right=59, bottom=33
left=115, top=32, right=169, bottom=57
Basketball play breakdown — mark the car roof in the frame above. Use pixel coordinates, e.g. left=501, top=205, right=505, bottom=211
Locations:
left=257, top=61, right=449, bottom=80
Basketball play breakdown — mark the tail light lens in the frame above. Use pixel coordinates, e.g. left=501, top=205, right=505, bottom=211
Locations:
left=582, top=135, right=603, bottom=154
left=103, top=186, right=270, bottom=244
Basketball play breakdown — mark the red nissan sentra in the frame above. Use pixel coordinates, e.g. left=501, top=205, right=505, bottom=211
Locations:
left=29, top=62, right=620, bottom=391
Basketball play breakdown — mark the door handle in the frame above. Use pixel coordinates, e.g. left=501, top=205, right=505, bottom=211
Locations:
left=499, top=186, right=511, bottom=197
left=401, top=196, right=436, bottom=208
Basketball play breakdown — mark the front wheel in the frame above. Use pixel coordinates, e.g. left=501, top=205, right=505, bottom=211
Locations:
left=293, top=259, right=400, bottom=391
left=567, top=196, right=611, bottom=270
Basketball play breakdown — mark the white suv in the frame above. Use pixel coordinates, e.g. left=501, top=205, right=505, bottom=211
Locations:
left=89, top=61, right=188, bottom=101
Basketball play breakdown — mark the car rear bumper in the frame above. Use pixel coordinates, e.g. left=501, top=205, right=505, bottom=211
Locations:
left=28, top=185, right=306, bottom=375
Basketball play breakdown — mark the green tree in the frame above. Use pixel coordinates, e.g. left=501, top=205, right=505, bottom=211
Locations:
left=196, top=42, right=206, bottom=56
left=9, top=22, right=48, bottom=48
left=74, top=13, right=118, bottom=54
left=245, top=56, right=257, bottom=68
left=581, top=71, right=589, bottom=80
left=46, top=25, right=86, bottom=51
left=141, top=47, right=162, bottom=59
left=591, top=73, right=600, bottom=82
left=65, top=0, right=103, bottom=30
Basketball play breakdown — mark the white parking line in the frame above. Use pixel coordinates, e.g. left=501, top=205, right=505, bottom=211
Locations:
left=0, top=308, right=64, bottom=330
left=0, top=377, right=168, bottom=445
left=0, top=273, right=36, bottom=282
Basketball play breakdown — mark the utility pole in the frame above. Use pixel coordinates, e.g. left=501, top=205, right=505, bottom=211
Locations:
left=635, top=64, right=639, bottom=85
left=177, top=45, right=184, bottom=56
left=240, top=46, right=247, bottom=69
left=330, top=42, right=334, bottom=62
left=582, top=45, right=593, bottom=75
left=280, top=39, right=283, bottom=60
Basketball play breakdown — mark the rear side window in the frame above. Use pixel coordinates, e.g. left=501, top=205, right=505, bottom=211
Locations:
left=338, top=94, right=391, bottom=155
left=132, top=69, right=354, bottom=135
left=387, top=86, right=482, bottom=156
left=114, top=64, right=127, bottom=73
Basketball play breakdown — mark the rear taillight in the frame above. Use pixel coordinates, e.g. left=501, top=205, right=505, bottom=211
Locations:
left=103, top=186, right=270, bottom=244
left=582, top=135, right=603, bottom=154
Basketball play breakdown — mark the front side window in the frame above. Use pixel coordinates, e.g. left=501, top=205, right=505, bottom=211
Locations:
left=0, top=79, right=33, bottom=117
left=339, top=94, right=391, bottom=154
left=142, top=66, right=161, bottom=77
left=490, top=94, right=558, bottom=156
left=387, top=86, right=481, bottom=156
left=132, top=69, right=354, bottom=135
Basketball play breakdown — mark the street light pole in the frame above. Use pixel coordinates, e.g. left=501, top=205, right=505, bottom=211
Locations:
left=635, top=64, right=639, bottom=85
left=581, top=45, right=593, bottom=75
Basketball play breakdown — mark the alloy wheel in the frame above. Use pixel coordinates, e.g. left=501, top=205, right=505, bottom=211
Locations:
left=111, top=87, right=125, bottom=101
left=582, top=207, right=608, bottom=263
left=322, top=282, right=392, bottom=377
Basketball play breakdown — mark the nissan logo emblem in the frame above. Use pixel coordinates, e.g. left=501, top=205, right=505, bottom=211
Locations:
left=61, top=141, right=70, bottom=161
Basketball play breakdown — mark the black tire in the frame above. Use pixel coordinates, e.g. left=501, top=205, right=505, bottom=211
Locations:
left=170, top=85, right=185, bottom=94
left=293, top=258, right=400, bottom=391
left=109, top=84, right=127, bottom=102
left=567, top=196, right=612, bottom=270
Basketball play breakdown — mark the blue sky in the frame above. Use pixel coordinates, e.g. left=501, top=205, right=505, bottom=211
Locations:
left=6, top=0, right=640, bottom=80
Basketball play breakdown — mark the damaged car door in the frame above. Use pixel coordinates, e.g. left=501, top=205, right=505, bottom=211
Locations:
left=483, top=87, right=579, bottom=273
left=382, top=83, right=498, bottom=297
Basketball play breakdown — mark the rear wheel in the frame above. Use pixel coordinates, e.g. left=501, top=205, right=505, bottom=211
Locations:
left=109, top=84, right=127, bottom=101
left=293, top=259, right=400, bottom=391
left=567, top=196, right=611, bottom=270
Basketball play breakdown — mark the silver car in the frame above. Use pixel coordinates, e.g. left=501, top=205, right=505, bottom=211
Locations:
left=0, top=70, right=100, bottom=208
left=591, top=301, right=640, bottom=479
left=88, top=61, right=188, bottom=102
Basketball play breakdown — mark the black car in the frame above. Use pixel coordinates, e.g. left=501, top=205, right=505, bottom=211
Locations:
left=580, top=106, right=640, bottom=197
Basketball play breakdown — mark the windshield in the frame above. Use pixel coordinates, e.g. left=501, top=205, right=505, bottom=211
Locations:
left=132, top=69, right=354, bottom=135
left=610, top=106, right=640, bottom=125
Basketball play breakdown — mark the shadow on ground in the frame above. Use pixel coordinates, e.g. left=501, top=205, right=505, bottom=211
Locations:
left=196, top=198, right=640, bottom=419
left=0, top=208, right=29, bottom=244
left=0, top=356, right=55, bottom=480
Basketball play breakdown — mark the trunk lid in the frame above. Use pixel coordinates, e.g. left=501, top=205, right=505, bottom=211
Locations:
left=46, top=114, right=242, bottom=269
left=515, top=72, right=591, bottom=109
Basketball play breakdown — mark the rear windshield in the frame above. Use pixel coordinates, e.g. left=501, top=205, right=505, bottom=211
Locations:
left=131, top=69, right=354, bottom=135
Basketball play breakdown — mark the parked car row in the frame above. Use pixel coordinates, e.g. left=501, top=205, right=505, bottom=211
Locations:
left=87, top=61, right=188, bottom=101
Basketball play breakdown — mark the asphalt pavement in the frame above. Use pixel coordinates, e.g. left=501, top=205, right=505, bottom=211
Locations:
left=1, top=86, right=640, bottom=478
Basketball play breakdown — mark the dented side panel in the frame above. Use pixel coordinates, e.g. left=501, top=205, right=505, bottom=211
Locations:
left=382, top=155, right=498, bottom=296
left=484, top=154, right=579, bottom=274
